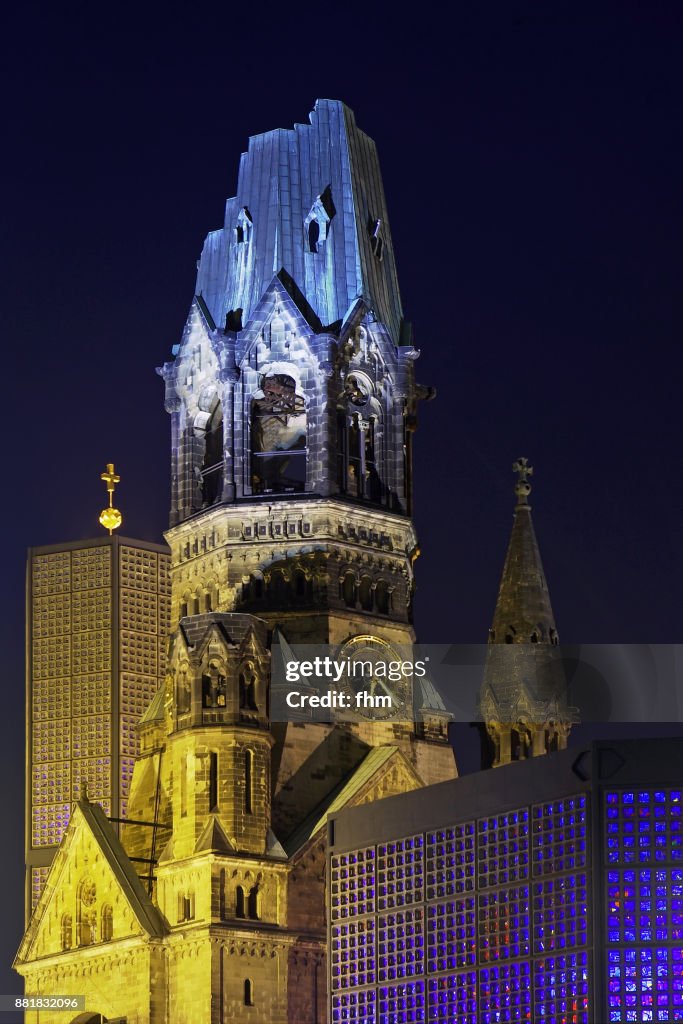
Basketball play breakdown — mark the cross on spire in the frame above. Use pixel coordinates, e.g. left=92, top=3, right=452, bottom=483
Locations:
left=99, top=463, right=123, bottom=535
left=512, top=457, right=533, bottom=505
left=101, top=462, right=121, bottom=496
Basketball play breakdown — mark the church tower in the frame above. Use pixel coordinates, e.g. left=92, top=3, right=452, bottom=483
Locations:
left=15, top=100, right=456, bottom=1024
left=479, top=458, right=578, bottom=766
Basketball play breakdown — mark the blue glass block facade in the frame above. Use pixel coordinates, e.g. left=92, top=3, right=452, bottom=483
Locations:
left=605, top=788, right=683, bottom=1022
left=328, top=740, right=683, bottom=1023
left=329, top=797, right=591, bottom=1022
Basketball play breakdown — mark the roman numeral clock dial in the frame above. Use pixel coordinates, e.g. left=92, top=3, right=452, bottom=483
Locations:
left=337, top=635, right=412, bottom=720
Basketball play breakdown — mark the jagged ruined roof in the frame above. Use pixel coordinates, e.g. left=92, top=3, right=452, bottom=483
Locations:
left=194, top=99, right=405, bottom=344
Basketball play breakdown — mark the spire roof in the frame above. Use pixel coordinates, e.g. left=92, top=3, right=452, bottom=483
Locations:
left=489, top=458, right=558, bottom=645
left=480, top=460, right=578, bottom=745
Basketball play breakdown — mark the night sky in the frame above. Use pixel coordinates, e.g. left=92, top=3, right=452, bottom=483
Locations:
left=2, top=2, right=682, bottom=1003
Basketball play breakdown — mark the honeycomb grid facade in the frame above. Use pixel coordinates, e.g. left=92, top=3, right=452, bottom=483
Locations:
left=328, top=739, right=683, bottom=1024
left=26, top=536, right=170, bottom=917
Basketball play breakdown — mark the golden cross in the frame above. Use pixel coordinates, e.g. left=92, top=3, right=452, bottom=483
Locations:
left=101, top=463, right=120, bottom=500
left=99, top=463, right=123, bottom=534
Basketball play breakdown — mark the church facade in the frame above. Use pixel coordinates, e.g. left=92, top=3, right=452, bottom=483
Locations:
left=15, top=100, right=457, bottom=1023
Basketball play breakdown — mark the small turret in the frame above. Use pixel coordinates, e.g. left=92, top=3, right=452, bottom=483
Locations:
left=480, top=459, right=578, bottom=766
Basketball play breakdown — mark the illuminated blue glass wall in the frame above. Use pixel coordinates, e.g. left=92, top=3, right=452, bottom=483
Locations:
left=328, top=742, right=683, bottom=1024
left=330, top=795, right=591, bottom=1023
left=605, top=787, right=683, bottom=1022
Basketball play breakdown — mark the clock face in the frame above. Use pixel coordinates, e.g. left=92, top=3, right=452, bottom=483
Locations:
left=336, top=635, right=412, bottom=720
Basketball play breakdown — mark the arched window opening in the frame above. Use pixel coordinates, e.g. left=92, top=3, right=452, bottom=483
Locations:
left=375, top=580, right=390, bottom=615
left=342, top=573, right=356, bottom=608
left=176, top=669, right=191, bottom=714
left=347, top=416, right=361, bottom=497
left=244, top=979, right=254, bottom=1007
left=359, top=577, right=373, bottom=612
left=199, top=402, right=224, bottom=507
left=101, top=904, right=113, bottom=942
left=340, top=410, right=381, bottom=503
left=248, top=885, right=260, bottom=920
left=251, top=374, right=306, bottom=495
left=305, top=187, right=335, bottom=254
left=293, top=569, right=306, bottom=599
left=235, top=207, right=252, bottom=244
left=180, top=751, right=189, bottom=818
left=511, top=727, right=528, bottom=761
left=308, top=218, right=320, bottom=253
left=219, top=868, right=226, bottom=919
left=178, top=892, right=194, bottom=921
left=61, top=913, right=72, bottom=950
left=336, top=411, right=348, bottom=491
left=239, top=664, right=258, bottom=711
left=270, top=570, right=288, bottom=603
left=209, top=751, right=218, bottom=810
left=235, top=885, right=246, bottom=919
left=180, top=892, right=193, bottom=925
left=202, top=662, right=227, bottom=708
left=244, top=749, right=254, bottom=815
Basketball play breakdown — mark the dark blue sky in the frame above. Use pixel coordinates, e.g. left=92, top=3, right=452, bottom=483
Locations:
left=1, top=1, right=682, bottom=1004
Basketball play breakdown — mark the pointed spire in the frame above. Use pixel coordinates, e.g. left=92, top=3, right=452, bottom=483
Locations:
left=489, top=458, right=558, bottom=646
left=480, top=459, right=578, bottom=768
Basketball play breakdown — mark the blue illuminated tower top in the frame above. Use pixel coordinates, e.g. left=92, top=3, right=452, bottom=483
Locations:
left=194, top=99, right=406, bottom=346
left=159, top=99, right=429, bottom=530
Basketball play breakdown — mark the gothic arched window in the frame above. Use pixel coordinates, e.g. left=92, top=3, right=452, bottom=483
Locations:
left=239, top=663, right=258, bottom=711
left=235, top=206, right=252, bottom=245
left=61, top=913, right=72, bottom=950
left=251, top=374, right=306, bottom=495
left=359, top=577, right=373, bottom=612
left=270, top=569, right=288, bottom=603
left=375, top=580, right=390, bottom=615
left=178, top=892, right=194, bottom=921
left=342, top=573, right=356, bottom=608
left=248, top=885, right=261, bottom=920
left=198, top=401, right=223, bottom=507
left=202, top=662, right=227, bottom=708
left=338, top=374, right=382, bottom=502
left=305, top=186, right=335, bottom=253
left=293, top=569, right=306, bottom=599
left=244, top=749, right=254, bottom=815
